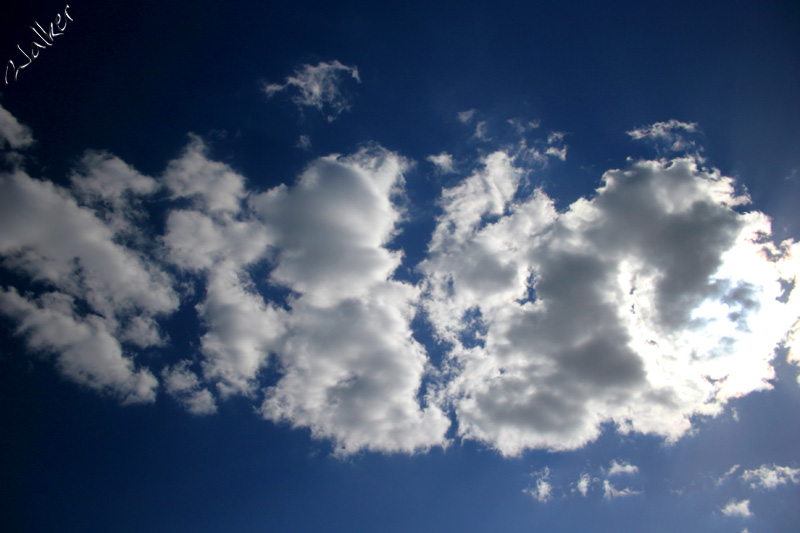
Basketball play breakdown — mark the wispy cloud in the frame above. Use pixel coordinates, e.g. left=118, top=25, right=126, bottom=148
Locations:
left=603, top=480, right=641, bottom=499
left=608, top=460, right=639, bottom=477
left=264, top=60, right=360, bottom=121
left=524, top=467, right=553, bottom=502
left=741, top=464, right=800, bottom=490
left=457, top=109, right=476, bottom=124
left=627, top=119, right=700, bottom=154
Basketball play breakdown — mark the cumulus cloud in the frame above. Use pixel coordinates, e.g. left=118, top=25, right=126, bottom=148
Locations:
left=264, top=60, right=360, bottom=121
left=0, top=166, right=177, bottom=331
left=255, top=148, right=450, bottom=452
left=741, top=464, right=800, bottom=490
left=250, top=148, right=408, bottom=307
left=721, top=499, right=752, bottom=518
left=196, top=264, right=285, bottom=397
left=163, top=135, right=246, bottom=213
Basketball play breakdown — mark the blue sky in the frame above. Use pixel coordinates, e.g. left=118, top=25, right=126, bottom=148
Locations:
left=2, top=1, right=799, bottom=531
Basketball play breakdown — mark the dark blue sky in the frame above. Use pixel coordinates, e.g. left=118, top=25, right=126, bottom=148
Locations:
left=2, top=1, right=799, bottom=532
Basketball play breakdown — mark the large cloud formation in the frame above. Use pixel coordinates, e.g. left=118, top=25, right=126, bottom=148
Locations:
left=0, top=104, right=798, bottom=455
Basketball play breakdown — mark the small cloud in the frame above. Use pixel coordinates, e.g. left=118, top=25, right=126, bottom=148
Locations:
left=573, top=472, right=592, bottom=496
left=427, top=152, right=455, bottom=174
left=507, top=118, right=541, bottom=134
left=716, top=464, right=741, bottom=486
left=741, top=464, right=800, bottom=490
left=297, top=135, right=312, bottom=150
left=602, top=480, right=641, bottom=499
left=721, top=499, right=752, bottom=518
left=162, top=362, right=218, bottom=415
left=524, top=467, right=553, bottom=502
left=473, top=120, right=489, bottom=140
left=608, top=460, right=639, bottom=476
left=264, top=60, right=360, bottom=121
left=545, top=145, right=567, bottom=161
left=627, top=119, right=699, bottom=153
left=458, top=109, right=476, bottom=124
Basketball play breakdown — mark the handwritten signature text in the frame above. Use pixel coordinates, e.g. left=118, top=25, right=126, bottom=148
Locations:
left=4, top=5, right=73, bottom=85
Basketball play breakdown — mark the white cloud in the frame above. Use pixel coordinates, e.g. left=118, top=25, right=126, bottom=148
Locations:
left=163, top=209, right=271, bottom=272
left=251, top=147, right=408, bottom=308
left=0, top=167, right=178, bottom=323
left=602, top=480, right=641, bottom=499
left=608, top=460, right=639, bottom=476
left=545, top=146, right=567, bottom=161
left=721, top=499, right=752, bottom=518
left=264, top=60, right=360, bottom=121
left=524, top=467, right=553, bottom=502
left=70, top=150, right=160, bottom=241
left=0, top=105, right=34, bottom=149
left=71, top=150, right=158, bottom=204
left=162, top=361, right=217, bottom=415
left=573, top=472, right=592, bottom=496
left=256, top=147, right=449, bottom=453
left=2, top=105, right=799, bottom=458
left=741, top=464, right=800, bottom=490
left=163, top=135, right=246, bottom=213
left=427, top=152, right=455, bottom=174
left=716, top=464, right=741, bottom=486
left=0, top=288, right=158, bottom=403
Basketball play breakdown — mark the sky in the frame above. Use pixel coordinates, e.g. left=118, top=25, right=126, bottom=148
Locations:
left=1, top=1, right=799, bottom=531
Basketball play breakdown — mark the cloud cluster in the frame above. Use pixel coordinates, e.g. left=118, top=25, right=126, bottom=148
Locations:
left=525, top=460, right=641, bottom=502
left=1, top=103, right=798, bottom=456
left=422, top=148, right=800, bottom=455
